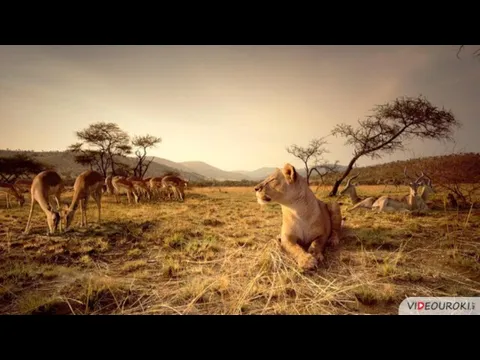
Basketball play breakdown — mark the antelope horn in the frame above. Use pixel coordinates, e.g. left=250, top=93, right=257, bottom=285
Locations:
left=346, top=173, right=359, bottom=187
left=415, top=171, right=425, bottom=185
left=423, top=172, right=432, bottom=186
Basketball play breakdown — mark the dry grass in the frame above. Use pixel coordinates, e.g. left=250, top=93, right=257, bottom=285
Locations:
left=0, top=184, right=479, bottom=315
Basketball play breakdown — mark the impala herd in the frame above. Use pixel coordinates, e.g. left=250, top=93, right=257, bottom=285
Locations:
left=1, top=166, right=435, bottom=235
left=0, top=169, right=189, bottom=235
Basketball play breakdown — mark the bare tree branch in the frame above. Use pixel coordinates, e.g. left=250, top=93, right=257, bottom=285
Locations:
left=286, top=137, right=332, bottom=185
left=328, top=95, right=461, bottom=196
left=131, top=135, right=162, bottom=177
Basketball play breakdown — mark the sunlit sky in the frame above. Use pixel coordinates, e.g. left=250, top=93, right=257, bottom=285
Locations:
left=0, top=45, right=479, bottom=172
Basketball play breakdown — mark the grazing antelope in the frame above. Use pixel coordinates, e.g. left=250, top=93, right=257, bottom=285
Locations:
left=149, top=176, right=167, bottom=199
left=419, top=172, right=435, bottom=203
left=131, top=180, right=152, bottom=201
left=104, top=175, right=115, bottom=196
left=126, top=176, right=152, bottom=200
left=0, top=182, right=25, bottom=208
left=112, top=176, right=139, bottom=204
left=339, top=174, right=377, bottom=211
left=372, top=168, right=428, bottom=213
left=162, top=175, right=188, bottom=201
left=63, top=170, right=104, bottom=230
left=24, top=170, right=64, bottom=235
left=14, top=179, right=33, bottom=194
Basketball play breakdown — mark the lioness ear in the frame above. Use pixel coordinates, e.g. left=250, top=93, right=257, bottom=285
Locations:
left=282, top=163, right=297, bottom=184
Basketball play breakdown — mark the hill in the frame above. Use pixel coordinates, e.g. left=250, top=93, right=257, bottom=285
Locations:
left=314, top=152, right=480, bottom=195
left=235, top=164, right=349, bottom=181
left=0, top=150, right=206, bottom=182
left=180, top=161, right=252, bottom=181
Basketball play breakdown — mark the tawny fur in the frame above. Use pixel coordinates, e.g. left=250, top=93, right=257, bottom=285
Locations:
left=24, top=170, right=64, bottom=235
left=112, top=176, right=139, bottom=204
left=162, top=175, right=188, bottom=201
left=254, top=163, right=342, bottom=271
left=372, top=170, right=433, bottom=213
left=339, top=174, right=377, bottom=212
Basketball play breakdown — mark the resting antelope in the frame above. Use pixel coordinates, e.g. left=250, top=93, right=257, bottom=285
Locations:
left=63, top=170, right=104, bottom=230
left=162, top=175, right=188, bottom=201
left=418, top=173, right=435, bottom=203
left=372, top=168, right=428, bottom=213
left=112, top=176, right=139, bottom=204
left=24, top=170, right=64, bottom=235
left=0, top=182, right=25, bottom=208
left=339, top=174, right=377, bottom=211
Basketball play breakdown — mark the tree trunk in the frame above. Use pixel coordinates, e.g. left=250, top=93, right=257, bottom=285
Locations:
left=328, top=156, right=359, bottom=197
left=304, top=162, right=310, bottom=186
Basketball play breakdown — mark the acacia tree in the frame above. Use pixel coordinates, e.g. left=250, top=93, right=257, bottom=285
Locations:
left=132, top=135, right=162, bottom=178
left=328, top=95, right=461, bottom=196
left=68, top=122, right=132, bottom=177
left=286, top=137, right=339, bottom=185
left=0, top=154, right=49, bottom=182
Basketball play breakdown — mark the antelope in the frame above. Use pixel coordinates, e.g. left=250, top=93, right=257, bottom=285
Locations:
left=339, top=174, right=377, bottom=211
left=104, top=175, right=115, bottom=196
left=125, top=176, right=152, bottom=201
left=14, top=179, right=33, bottom=194
left=0, top=182, right=25, bottom=208
left=419, top=172, right=435, bottom=203
left=132, top=180, right=152, bottom=201
left=162, top=175, right=188, bottom=201
left=149, top=176, right=168, bottom=199
left=24, top=170, right=64, bottom=235
left=112, top=176, right=139, bottom=204
left=372, top=168, right=428, bottom=213
left=63, top=170, right=104, bottom=230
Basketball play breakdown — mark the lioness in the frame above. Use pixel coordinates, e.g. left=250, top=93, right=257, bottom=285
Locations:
left=254, top=163, right=343, bottom=271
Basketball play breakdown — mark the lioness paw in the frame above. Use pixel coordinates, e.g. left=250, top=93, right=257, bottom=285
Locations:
left=299, top=254, right=318, bottom=271
left=329, top=232, right=340, bottom=247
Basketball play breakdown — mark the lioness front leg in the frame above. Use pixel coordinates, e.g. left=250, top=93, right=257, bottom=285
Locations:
left=307, top=237, right=327, bottom=263
left=326, top=201, right=342, bottom=246
left=281, top=234, right=317, bottom=270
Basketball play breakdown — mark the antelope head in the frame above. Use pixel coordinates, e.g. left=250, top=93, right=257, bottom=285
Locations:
left=403, top=166, right=425, bottom=197
left=340, top=173, right=359, bottom=196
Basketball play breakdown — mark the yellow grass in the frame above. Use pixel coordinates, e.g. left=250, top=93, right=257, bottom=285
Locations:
left=0, top=185, right=479, bottom=315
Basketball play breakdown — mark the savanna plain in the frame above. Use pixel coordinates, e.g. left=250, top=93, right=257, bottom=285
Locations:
left=1, top=184, right=479, bottom=315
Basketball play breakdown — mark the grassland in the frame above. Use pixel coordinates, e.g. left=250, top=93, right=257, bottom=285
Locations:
left=0, top=184, right=479, bottom=315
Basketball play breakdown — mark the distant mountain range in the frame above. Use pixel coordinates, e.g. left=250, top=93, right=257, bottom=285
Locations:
left=0, top=149, right=347, bottom=182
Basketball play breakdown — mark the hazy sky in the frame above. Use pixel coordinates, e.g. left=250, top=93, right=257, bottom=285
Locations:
left=0, top=45, right=478, bottom=172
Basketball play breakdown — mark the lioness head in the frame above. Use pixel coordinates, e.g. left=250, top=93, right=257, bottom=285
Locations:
left=254, top=163, right=304, bottom=205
